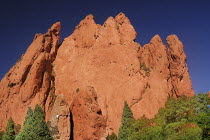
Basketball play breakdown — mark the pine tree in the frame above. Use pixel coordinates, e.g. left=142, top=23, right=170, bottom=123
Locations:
left=118, top=101, right=134, bottom=140
left=15, top=107, right=34, bottom=140
left=29, top=105, right=53, bottom=140
left=0, top=131, right=4, bottom=140
left=24, top=107, right=33, bottom=125
left=15, top=105, right=53, bottom=140
left=2, top=117, right=15, bottom=140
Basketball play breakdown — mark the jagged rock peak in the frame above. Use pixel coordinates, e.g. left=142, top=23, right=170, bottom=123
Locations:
left=103, top=16, right=116, bottom=26
left=115, top=12, right=130, bottom=24
left=166, top=34, right=186, bottom=60
left=99, top=12, right=137, bottom=45
left=85, top=14, right=94, bottom=20
left=150, top=34, right=163, bottom=44
left=67, top=13, right=138, bottom=48
left=166, top=34, right=181, bottom=46
left=75, top=14, right=96, bottom=29
left=33, top=22, right=61, bottom=40
left=115, top=12, right=137, bottom=43
left=48, top=22, right=61, bottom=35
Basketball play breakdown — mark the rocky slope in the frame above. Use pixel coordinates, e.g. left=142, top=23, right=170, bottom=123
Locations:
left=0, top=13, right=194, bottom=139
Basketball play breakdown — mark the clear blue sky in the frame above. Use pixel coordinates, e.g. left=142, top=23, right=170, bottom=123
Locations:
left=0, top=0, right=209, bottom=93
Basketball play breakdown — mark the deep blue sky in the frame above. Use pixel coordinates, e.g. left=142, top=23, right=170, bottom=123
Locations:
left=0, top=0, right=209, bottom=93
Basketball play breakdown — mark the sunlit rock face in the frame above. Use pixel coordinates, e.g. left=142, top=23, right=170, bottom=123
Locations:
left=0, top=13, right=194, bottom=139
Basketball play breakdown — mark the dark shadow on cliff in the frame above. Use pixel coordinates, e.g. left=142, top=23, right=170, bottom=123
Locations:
left=70, top=110, right=74, bottom=140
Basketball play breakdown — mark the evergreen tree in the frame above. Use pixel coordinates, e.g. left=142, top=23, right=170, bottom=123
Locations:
left=189, top=93, right=210, bottom=139
left=15, top=107, right=34, bottom=140
left=118, top=101, right=134, bottom=140
left=15, top=105, right=53, bottom=140
left=0, top=131, right=4, bottom=140
left=29, top=105, right=53, bottom=140
left=155, top=93, right=210, bottom=139
left=24, top=107, right=33, bottom=125
left=127, top=116, right=163, bottom=140
left=117, top=94, right=210, bottom=140
left=163, top=120, right=202, bottom=140
left=2, top=117, right=15, bottom=140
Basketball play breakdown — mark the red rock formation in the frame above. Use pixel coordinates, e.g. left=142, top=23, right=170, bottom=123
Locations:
left=0, top=13, right=195, bottom=139
left=49, top=94, right=70, bottom=140
left=167, top=35, right=194, bottom=97
left=133, top=35, right=171, bottom=119
left=208, top=91, right=210, bottom=98
left=0, top=22, right=61, bottom=135
left=70, top=86, right=106, bottom=140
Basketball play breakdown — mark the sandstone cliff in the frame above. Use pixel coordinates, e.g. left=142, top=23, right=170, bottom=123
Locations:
left=0, top=13, right=194, bottom=139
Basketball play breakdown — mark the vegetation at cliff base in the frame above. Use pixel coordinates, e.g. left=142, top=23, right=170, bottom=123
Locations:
left=118, top=93, right=210, bottom=140
left=2, top=117, right=15, bottom=140
left=0, top=131, right=4, bottom=140
left=15, top=105, right=53, bottom=140
left=106, top=132, right=117, bottom=140
left=1, top=105, right=52, bottom=140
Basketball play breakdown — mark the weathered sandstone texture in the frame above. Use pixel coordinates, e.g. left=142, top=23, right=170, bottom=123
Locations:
left=0, top=13, right=194, bottom=139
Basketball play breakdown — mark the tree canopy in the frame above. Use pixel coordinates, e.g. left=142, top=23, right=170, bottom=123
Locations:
left=15, top=105, right=53, bottom=140
left=118, top=93, right=210, bottom=140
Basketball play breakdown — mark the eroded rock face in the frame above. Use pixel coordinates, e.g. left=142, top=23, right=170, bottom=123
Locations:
left=54, top=13, right=194, bottom=135
left=0, top=13, right=195, bottom=138
left=49, top=94, right=70, bottom=140
left=167, top=35, right=195, bottom=97
left=70, top=86, right=106, bottom=140
left=0, top=22, right=61, bottom=130
left=133, top=35, right=170, bottom=119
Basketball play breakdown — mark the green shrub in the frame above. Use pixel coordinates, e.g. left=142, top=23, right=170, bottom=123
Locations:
left=117, top=93, right=210, bottom=140
left=163, top=121, right=202, bottom=140
left=140, top=62, right=150, bottom=72
left=140, top=62, right=150, bottom=77
left=14, top=124, right=21, bottom=134
left=127, top=116, right=163, bottom=140
left=106, top=132, right=117, bottom=140
left=155, top=93, right=210, bottom=139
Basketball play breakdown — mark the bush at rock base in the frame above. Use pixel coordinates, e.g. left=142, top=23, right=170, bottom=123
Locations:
left=118, top=93, right=210, bottom=140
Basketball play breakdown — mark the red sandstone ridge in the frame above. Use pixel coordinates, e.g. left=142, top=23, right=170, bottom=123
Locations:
left=0, top=13, right=194, bottom=139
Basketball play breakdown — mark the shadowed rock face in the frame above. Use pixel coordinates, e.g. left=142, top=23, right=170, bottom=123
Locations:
left=0, top=13, right=194, bottom=139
